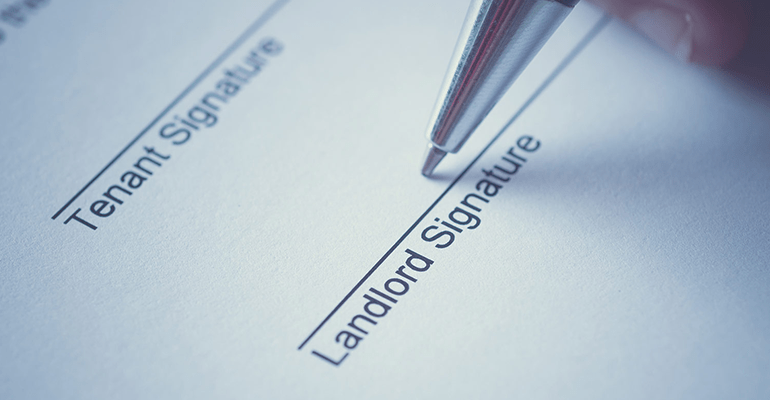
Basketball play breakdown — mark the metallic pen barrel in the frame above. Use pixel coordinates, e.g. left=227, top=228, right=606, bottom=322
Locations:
left=421, top=0, right=578, bottom=176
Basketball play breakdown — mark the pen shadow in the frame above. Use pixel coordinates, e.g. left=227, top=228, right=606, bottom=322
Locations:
left=497, top=112, right=770, bottom=286
left=428, top=171, right=459, bottom=182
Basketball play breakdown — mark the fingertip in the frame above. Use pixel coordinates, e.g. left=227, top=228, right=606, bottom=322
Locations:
left=586, top=0, right=750, bottom=66
left=687, top=1, right=749, bottom=65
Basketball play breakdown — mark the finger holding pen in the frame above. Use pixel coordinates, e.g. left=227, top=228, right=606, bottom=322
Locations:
left=586, top=0, right=749, bottom=65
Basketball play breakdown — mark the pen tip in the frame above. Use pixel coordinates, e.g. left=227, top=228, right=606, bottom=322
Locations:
left=421, top=145, right=447, bottom=177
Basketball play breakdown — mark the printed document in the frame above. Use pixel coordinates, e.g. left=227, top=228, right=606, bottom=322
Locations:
left=1, top=0, right=768, bottom=398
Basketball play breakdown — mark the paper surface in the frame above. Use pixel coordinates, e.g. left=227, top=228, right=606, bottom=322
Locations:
left=1, top=0, right=769, bottom=399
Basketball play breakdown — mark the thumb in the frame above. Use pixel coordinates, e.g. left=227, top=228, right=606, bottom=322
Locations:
left=586, top=0, right=749, bottom=65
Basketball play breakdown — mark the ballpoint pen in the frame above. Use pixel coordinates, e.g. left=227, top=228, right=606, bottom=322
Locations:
left=421, top=0, right=579, bottom=176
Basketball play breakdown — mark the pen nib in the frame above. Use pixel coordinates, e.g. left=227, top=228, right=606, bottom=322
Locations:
left=421, top=145, right=447, bottom=177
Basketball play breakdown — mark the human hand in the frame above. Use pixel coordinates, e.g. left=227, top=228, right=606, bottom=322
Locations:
left=586, top=0, right=749, bottom=65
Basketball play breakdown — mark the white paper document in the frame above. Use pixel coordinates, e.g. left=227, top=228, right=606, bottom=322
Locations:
left=1, top=0, right=768, bottom=399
